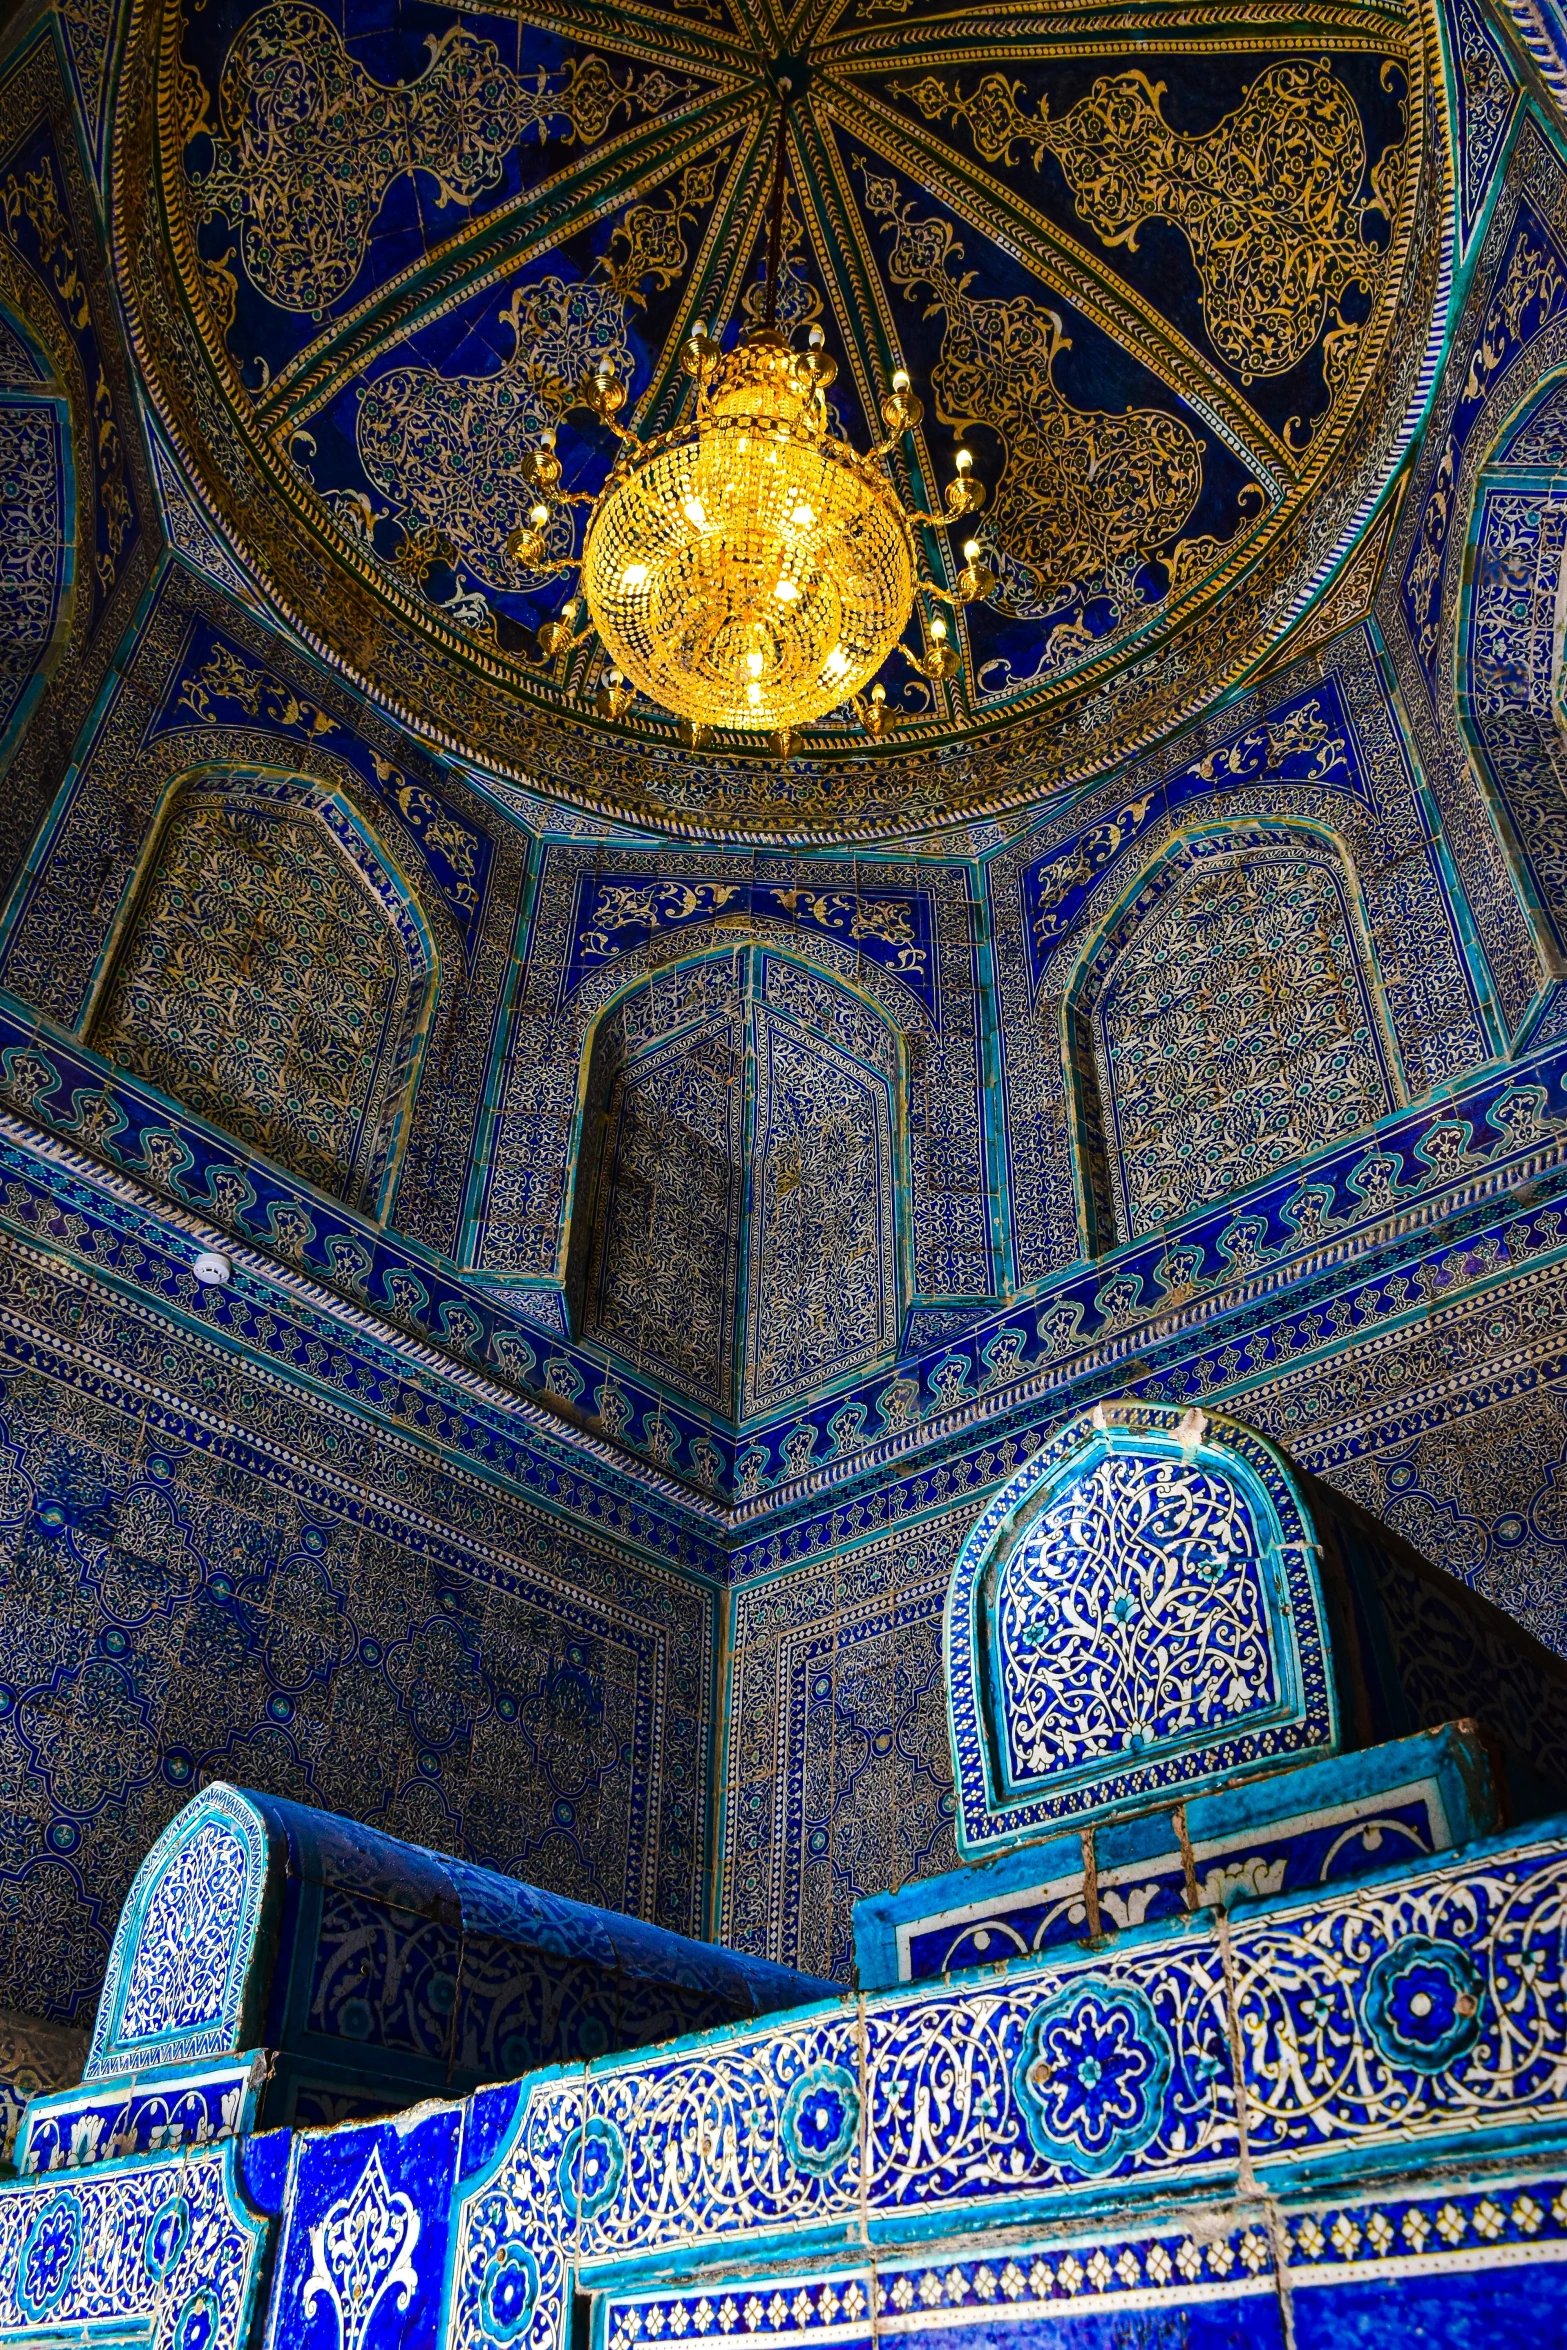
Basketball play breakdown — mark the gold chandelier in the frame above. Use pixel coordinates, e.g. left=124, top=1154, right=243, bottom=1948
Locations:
left=507, top=87, right=990, bottom=755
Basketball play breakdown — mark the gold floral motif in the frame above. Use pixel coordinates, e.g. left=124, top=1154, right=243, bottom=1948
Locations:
left=197, top=245, right=239, bottom=345
left=377, top=760, right=484, bottom=915
left=1, top=161, right=90, bottom=330
left=765, top=889, right=922, bottom=964
left=93, top=367, right=132, bottom=595
left=601, top=156, right=723, bottom=304
left=188, top=2, right=696, bottom=314
left=355, top=277, right=632, bottom=592
left=580, top=882, right=742, bottom=956
left=112, top=0, right=1432, bottom=834
left=860, top=164, right=1202, bottom=611
left=354, top=159, right=720, bottom=590
left=905, top=62, right=1403, bottom=383
left=177, top=642, right=339, bottom=735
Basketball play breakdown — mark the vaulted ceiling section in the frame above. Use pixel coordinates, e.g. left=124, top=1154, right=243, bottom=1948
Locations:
left=113, top=0, right=1447, bottom=838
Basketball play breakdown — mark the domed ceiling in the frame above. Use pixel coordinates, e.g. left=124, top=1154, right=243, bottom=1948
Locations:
left=114, top=0, right=1447, bottom=839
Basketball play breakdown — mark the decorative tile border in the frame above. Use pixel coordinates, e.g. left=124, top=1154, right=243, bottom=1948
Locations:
left=598, top=2172, right=1567, bottom=2349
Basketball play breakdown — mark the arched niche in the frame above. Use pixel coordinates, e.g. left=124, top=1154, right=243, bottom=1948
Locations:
left=85, top=768, right=442, bottom=1216
left=1063, top=825, right=1401, bottom=1255
left=0, top=294, right=76, bottom=763
left=565, top=944, right=906, bottom=1422
left=1457, top=361, right=1567, bottom=1031
left=944, top=1402, right=1334, bottom=1851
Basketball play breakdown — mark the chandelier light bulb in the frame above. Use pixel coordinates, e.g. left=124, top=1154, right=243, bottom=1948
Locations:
left=931, top=615, right=948, bottom=640
left=955, top=447, right=973, bottom=474
left=892, top=368, right=910, bottom=393
left=964, top=540, right=980, bottom=561
left=529, top=503, right=549, bottom=527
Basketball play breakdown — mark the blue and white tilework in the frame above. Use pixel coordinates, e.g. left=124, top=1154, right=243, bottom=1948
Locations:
left=944, top=1407, right=1335, bottom=1850
left=0, top=2145, right=268, bottom=2347
left=86, top=1786, right=270, bottom=2077
left=858, top=1723, right=1497, bottom=1987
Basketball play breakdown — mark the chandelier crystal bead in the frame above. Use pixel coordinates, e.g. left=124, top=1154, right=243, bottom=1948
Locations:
left=578, top=331, right=916, bottom=735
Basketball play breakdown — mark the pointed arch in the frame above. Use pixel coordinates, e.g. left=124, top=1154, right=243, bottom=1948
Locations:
left=85, top=765, right=446, bottom=1216
left=566, top=943, right=907, bottom=1421
left=1063, top=822, right=1402, bottom=1254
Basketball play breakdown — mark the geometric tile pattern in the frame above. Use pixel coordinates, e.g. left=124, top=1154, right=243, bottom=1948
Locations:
left=478, top=841, right=988, bottom=1321
left=0, top=391, right=68, bottom=756
left=0, top=1233, right=715, bottom=2023
left=598, top=2172, right=1567, bottom=2347
left=0, top=42, right=153, bottom=892
left=1380, top=122, right=1567, bottom=1046
left=0, top=2005, right=82, bottom=2163
left=434, top=1830, right=1567, bottom=2350
left=575, top=957, right=901, bottom=1420
left=1462, top=467, right=1567, bottom=984
left=7, top=8, right=1567, bottom=2154
left=90, top=785, right=432, bottom=1213
left=1087, top=845, right=1395, bottom=1243
left=722, top=1511, right=965, bottom=1981
left=995, top=640, right=1484, bottom=1289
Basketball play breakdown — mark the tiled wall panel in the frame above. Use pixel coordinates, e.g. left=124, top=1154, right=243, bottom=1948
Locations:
left=0, top=1242, right=716, bottom=2024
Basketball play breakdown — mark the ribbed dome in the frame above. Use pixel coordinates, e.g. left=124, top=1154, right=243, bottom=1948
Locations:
left=116, top=0, right=1444, bottom=835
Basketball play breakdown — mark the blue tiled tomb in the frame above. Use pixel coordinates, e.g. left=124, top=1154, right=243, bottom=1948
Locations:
left=7, top=1404, right=1567, bottom=2343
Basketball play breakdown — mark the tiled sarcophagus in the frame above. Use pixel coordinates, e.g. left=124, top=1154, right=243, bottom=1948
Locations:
left=858, top=1400, right=1567, bottom=1984
left=8, top=1403, right=1567, bottom=2347
left=17, top=1782, right=834, bottom=2164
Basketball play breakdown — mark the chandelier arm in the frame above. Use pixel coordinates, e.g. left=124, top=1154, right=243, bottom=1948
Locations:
left=894, top=637, right=960, bottom=684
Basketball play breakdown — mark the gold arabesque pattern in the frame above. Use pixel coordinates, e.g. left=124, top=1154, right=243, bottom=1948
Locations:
left=114, top=0, right=1439, bottom=836
left=905, top=60, right=1400, bottom=384
left=191, top=2, right=693, bottom=313
left=860, top=164, right=1206, bottom=632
